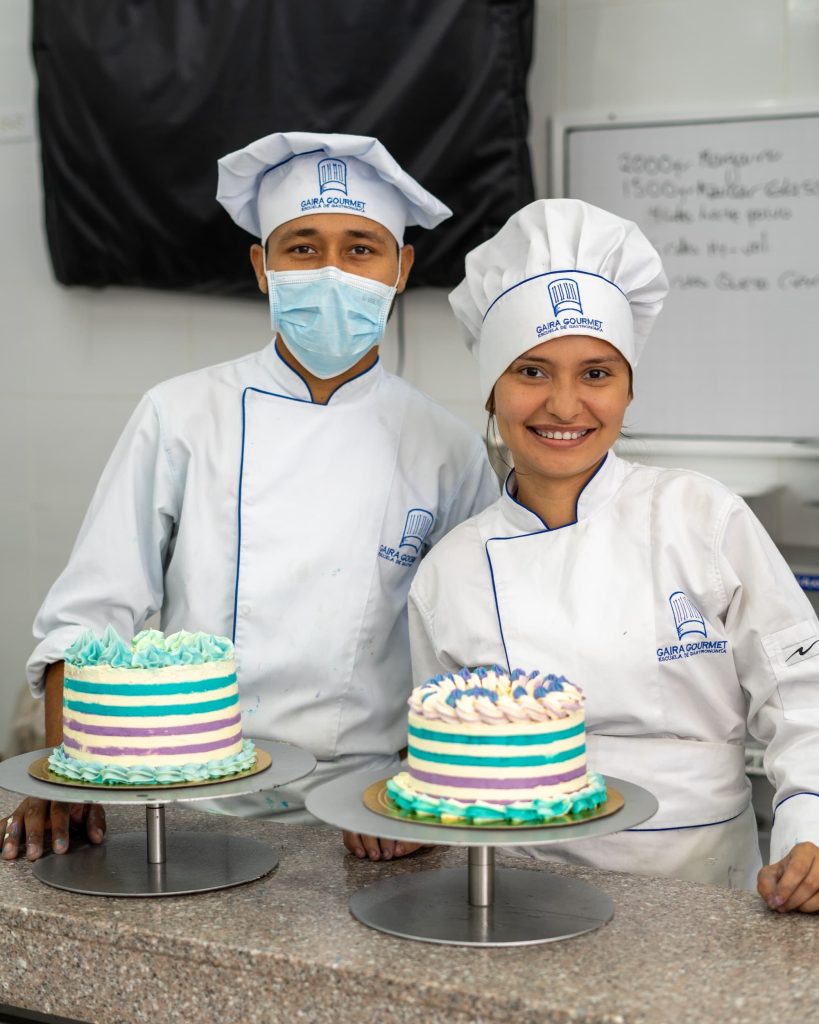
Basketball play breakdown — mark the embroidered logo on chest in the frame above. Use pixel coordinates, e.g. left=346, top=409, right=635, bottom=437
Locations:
left=378, top=508, right=434, bottom=569
left=657, top=590, right=729, bottom=663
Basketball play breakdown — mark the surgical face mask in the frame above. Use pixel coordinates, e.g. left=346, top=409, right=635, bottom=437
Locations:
left=264, top=260, right=399, bottom=379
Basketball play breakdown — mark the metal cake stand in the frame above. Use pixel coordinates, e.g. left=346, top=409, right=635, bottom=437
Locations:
left=0, top=739, right=315, bottom=898
left=306, top=769, right=658, bottom=947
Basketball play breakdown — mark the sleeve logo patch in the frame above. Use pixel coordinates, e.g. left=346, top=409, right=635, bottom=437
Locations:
left=783, top=637, right=819, bottom=666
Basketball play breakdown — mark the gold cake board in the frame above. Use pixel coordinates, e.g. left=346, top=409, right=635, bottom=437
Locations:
left=27, top=746, right=272, bottom=791
left=362, top=777, right=624, bottom=830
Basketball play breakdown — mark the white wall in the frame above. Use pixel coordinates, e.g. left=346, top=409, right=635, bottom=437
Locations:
left=2, top=0, right=819, bottom=754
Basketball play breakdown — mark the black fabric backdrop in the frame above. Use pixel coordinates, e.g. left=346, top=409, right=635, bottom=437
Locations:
left=32, top=0, right=534, bottom=294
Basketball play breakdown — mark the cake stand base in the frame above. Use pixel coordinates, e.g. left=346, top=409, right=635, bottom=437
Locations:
left=307, top=771, right=657, bottom=947
left=350, top=864, right=613, bottom=947
left=33, top=830, right=278, bottom=897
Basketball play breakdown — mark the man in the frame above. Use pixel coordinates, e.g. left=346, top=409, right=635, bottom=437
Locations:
left=3, top=132, right=497, bottom=864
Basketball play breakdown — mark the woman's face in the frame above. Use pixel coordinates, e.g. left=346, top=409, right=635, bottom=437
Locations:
left=493, top=334, right=632, bottom=490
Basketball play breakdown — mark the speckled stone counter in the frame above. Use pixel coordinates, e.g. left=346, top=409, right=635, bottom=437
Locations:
left=1, top=792, right=816, bottom=1024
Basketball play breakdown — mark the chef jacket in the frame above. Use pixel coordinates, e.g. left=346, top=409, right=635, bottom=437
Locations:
left=28, top=341, right=499, bottom=799
left=408, top=451, right=819, bottom=887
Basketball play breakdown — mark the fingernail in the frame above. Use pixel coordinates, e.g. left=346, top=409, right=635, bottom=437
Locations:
left=355, top=847, right=365, bottom=858
left=90, top=828, right=103, bottom=842
left=394, top=844, right=404, bottom=856
left=54, top=838, right=67, bottom=852
left=2, top=843, right=13, bottom=857
left=383, top=850, right=392, bottom=860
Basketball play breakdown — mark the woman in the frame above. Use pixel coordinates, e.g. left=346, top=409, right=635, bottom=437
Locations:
left=409, top=198, right=819, bottom=911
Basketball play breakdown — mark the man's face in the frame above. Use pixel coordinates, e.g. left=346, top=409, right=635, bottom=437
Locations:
left=250, top=213, right=414, bottom=294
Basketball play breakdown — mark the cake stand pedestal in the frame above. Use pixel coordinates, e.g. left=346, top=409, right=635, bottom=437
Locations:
left=306, top=770, right=657, bottom=947
left=0, top=739, right=315, bottom=897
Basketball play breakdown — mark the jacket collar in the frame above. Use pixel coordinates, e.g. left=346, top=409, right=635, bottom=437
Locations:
left=500, top=451, right=629, bottom=533
left=255, top=339, right=384, bottom=405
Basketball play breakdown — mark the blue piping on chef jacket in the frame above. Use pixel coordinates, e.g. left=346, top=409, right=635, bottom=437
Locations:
left=632, top=781, right=819, bottom=834
left=231, top=350, right=381, bottom=642
left=632, top=787, right=819, bottom=834
left=484, top=453, right=610, bottom=673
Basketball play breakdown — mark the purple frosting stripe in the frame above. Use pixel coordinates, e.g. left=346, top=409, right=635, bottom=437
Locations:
left=409, top=765, right=586, bottom=789
left=63, top=731, right=242, bottom=758
left=63, top=714, right=241, bottom=738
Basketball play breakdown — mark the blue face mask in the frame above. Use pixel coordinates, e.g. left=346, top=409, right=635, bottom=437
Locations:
left=265, top=264, right=398, bottom=379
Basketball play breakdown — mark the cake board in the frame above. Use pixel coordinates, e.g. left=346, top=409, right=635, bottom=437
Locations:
left=0, top=739, right=316, bottom=897
left=306, top=769, right=658, bottom=947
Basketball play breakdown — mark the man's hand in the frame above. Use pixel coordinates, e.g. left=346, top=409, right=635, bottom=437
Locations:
left=757, top=842, right=819, bottom=912
left=1, top=798, right=106, bottom=861
left=342, top=830, right=431, bottom=861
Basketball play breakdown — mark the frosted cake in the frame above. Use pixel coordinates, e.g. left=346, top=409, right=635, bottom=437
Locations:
left=387, top=666, right=606, bottom=824
left=47, top=626, right=255, bottom=785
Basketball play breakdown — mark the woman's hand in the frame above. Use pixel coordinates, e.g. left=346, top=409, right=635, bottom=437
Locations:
left=2, top=798, right=106, bottom=861
left=341, top=830, right=432, bottom=861
left=757, top=842, right=819, bottom=912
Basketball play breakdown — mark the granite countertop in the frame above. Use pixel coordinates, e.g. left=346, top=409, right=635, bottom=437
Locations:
left=1, top=792, right=816, bottom=1024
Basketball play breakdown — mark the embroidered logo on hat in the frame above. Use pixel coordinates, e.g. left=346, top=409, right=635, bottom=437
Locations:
left=548, top=278, right=583, bottom=317
left=318, top=158, right=347, bottom=196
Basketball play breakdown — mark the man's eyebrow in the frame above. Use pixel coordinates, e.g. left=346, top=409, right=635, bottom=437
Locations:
left=343, top=228, right=385, bottom=242
left=274, top=227, right=321, bottom=243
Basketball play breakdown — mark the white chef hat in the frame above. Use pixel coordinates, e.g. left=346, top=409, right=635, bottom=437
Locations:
left=449, top=199, right=668, bottom=403
left=216, top=131, right=452, bottom=246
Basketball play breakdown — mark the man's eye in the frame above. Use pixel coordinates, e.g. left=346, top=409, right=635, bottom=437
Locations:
left=350, top=245, right=373, bottom=255
left=289, top=245, right=316, bottom=254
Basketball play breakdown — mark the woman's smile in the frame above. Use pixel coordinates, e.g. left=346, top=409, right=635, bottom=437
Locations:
left=527, top=425, right=595, bottom=445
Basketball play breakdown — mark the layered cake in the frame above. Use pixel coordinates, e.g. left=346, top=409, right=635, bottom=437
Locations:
left=47, top=626, right=256, bottom=785
left=387, top=666, right=606, bottom=824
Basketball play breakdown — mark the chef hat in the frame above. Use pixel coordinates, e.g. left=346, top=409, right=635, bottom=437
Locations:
left=216, top=131, right=452, bottom=245
left=449, top=199, right=668, bottom=403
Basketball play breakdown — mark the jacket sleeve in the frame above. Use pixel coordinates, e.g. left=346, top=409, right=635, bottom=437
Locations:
left=433, top=441, right=499, bottom=542
left=408, top=571, right=462, bottom=685
left=26, top=394, right=179, bottom=695
left=717, top=497, right=819, bottom=862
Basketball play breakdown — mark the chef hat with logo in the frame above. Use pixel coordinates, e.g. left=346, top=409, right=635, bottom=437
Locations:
left=449, top=199, right=669, bottom=403
left=216, top=131, right=452, bottom=246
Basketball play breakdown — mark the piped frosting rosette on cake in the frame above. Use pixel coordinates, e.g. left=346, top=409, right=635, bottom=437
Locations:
left=48, top=626, right=256, bottom=785
left=387, top=666, right=606, bottom=824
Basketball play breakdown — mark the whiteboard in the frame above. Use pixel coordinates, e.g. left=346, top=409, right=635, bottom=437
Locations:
left=559, top=112, right=819, bottom=440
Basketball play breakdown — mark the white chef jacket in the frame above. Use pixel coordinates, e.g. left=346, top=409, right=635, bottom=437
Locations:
left=28, top=341, right=499, bottom=811
left=409, top=452, right=819, bottom=888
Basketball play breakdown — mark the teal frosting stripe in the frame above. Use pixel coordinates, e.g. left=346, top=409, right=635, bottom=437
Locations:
left=64, top=695, right=240, bottom=717
left=408, top=743, right=586, bottom=768
left=408, top=721, right=584, bottom=746
left=64, top=673, right=237, bottom=697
